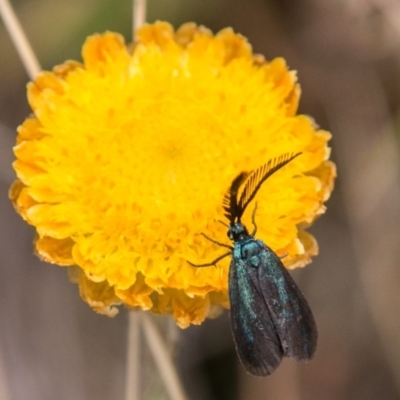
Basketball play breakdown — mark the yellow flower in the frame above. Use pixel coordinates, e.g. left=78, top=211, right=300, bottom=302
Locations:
left=10, top=22, right=336, bottom=328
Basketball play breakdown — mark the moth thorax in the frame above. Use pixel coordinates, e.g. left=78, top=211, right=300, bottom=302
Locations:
left=228, top=222, right=249, bottom=242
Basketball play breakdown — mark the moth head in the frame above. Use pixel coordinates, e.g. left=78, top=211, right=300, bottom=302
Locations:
left=228, top=222, right=249, bottom=242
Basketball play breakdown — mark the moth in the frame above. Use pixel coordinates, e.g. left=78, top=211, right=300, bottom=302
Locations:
left=189, top=153, right=317, bottom=376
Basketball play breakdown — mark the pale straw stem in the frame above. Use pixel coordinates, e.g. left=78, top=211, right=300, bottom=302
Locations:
left=141, top=313, right=188, bottom=400
left=124, top=2, right=147, bottom=399
left=0, top=0, right=41, bottom=79
left=125, top=312, right=141, bottom=400
left=125, top=311, right=141, bottom=400
left=132, top=0, right=147, bottom=38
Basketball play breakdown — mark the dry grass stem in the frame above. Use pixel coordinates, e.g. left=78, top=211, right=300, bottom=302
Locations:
left=142, top=314, right=188, bottom=400
left=0, top=0, right=41, bottom=79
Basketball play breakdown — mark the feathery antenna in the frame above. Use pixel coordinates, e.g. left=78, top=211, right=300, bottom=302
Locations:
left=224, top=153, right=301, bottom=223
left=223, top=171, right=249, bottom=224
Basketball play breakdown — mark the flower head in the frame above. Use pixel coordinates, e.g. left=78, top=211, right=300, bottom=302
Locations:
left=10, top=22, right=335, bottom=328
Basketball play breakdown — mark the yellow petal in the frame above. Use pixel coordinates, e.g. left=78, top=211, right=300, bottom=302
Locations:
left=35, top=236, right=75, bottom=266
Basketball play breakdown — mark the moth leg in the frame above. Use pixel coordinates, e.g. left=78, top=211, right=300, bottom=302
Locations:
left=251, top=202, right=258, bottom=236
left=187, top=251, right=231, bottom=268
left=279, top=253, right=288, bottom=259
left=201, top=233, right=232, bottom=250
left=217, top=220, right=229, bottom=228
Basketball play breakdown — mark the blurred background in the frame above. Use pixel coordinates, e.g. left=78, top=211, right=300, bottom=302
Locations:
left=2, top=0, right=400, bottom=399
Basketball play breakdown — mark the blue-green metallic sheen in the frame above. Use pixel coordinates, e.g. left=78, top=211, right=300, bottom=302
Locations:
left=228, top=223, right=317, bottom=376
